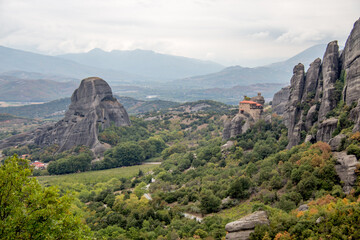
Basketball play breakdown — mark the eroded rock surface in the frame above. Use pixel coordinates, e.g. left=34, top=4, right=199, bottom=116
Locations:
left=225, top=211, right=269, bottom=240
left=334, top=152, right=359, bottom=194
left=272, top=86, right=290, bottom=115
left=223, top=113, right=254, bottom=140
left=344, top=18, right=360, bottom=106
left=0, top=77, right=130, bottom=155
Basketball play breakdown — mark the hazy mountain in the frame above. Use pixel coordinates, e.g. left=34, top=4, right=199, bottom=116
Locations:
left=1, top=70, right=78, bottom=82
left=0, top=74, right=78, bottom=102
left=267, top=44, right=327, bottom=72
left=58, top=48, right=224, bottom=80
left=0, top=46, right=146, bottom=82
left=176, top=44, right=329, bottom=88
left=178, top=66, right=288, bottom=88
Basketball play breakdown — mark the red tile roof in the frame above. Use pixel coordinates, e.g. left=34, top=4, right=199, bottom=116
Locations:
left=240, top=100, right=262, bottom=106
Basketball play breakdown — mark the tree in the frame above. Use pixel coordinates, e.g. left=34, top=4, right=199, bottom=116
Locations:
left=0, top=155, right=91, bottom=239
left=200, top=189, right=221, bottom=213
left=228, top=176, right=252, bottom=199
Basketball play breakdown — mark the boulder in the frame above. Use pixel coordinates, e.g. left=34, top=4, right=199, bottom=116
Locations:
left=334, top=152, right=359, bottom=194
left=328, top=134, right=346, bottom=151
left=272, top=86, right=290, bottom=115
left=225, top=211, right=269, bottom=240
left=250, top=93, right=265, bottom=105
left=344, top=18, right=360, bottom=106
left=316, top=118, right=338, bottom=143
left=298, top=204, right=309, bottom=211
left=226, top=230, right=254, bottom=240
left=225, top=211, right=269, bottom=232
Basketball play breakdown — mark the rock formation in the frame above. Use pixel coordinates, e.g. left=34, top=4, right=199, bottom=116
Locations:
left=272, top=86, right=290, bottom=115
left=225, top=211, right=269, bottom=240
left=0, top=77, right=131, bottom=155
left=344, top=19, right=360, bottom=106
left=273, top=18, right=360, bottom=149
left=334, top=152, right=359, bottom=194
left=223, top=94, right=264, bottom=140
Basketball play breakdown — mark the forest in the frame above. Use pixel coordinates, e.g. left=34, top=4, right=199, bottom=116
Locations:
left=1, top=99, right=360, bottom=240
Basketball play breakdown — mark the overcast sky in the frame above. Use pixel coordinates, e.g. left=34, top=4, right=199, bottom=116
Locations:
left=0, top=0, right=359, bottom=67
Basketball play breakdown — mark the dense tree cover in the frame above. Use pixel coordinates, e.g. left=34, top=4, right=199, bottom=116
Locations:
left=0, top=155, right=91, bottom=239
left=4, top=103, right=360, bottom=239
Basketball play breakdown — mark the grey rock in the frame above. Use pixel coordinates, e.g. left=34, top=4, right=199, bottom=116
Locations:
left=304, top=135, right=314, bottom=143
left=0, top=77, right=131, bottom=155
left=225, top=230, right=254, bottom=240
left=344, top=18, right=360, bottom=106
left=298, top=204, right=309, bottom=211
left=284, top=64, right=305, bottom=148
left=318, top=41, right=340, bottom=121
left=272, top=86, right=290, bottom=115
left=334, top=152, right=359, bottom=194
left=350, top=99, right=360, bottom=133
left=223, top=113, right=254, bottom=140
left=225, top=211, right=269, bottom=232
left=302, top=58, right=321, bottom=103
left=316, top=217, right=324, bottom=224
left=316, top=118, right=338, bottom=143
left=221, top=141, right=235, bottom=151
left=328, top=134, right=346, bottom=151
left=305, top=105, right=318, bottom=131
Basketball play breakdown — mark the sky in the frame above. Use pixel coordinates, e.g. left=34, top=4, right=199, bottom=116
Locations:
left=0, top=0, right=359, bottom=67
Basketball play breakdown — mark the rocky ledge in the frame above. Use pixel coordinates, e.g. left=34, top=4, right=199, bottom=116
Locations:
left=225, top=211, right=269, bottom=240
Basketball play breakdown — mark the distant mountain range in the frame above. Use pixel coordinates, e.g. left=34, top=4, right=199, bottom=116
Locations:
left=58, top=48, right=224, bottom=80
left=0, top=44, right=330, bottom=103
left=177, top=44, right=327, bottom=88
left=0, top=46, right=224, bottom=82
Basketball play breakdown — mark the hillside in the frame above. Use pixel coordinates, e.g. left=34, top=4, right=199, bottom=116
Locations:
left=0, top=74, right=78, bottom=102
left=58, top=48, right=224, bottom=80
left=0, top=96, right=180, bottom=119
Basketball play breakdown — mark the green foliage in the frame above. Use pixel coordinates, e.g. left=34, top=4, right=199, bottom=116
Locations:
left=228, top=176, right=252, bottom=199
left=347, top=144, right=360, bottom=159
left=0, top=155, right=91, bottom=239
left=200, top=189, right=221, bottom=213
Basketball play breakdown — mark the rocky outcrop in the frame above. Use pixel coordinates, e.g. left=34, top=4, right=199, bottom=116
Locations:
left=334, top=152, right=359, bottom=194
left=302, top=58, right=321, bottom=103
left=272, top=86, right=290, bottom=115
left=328, top=134, right=346, bottom=151
left=344, top=18, right=360, bottom=106
left=283, top=64, right=305, bottom=147
left=318, top=41, right=340, bottom=121
left=350, top=99, right=360, bottom=133
left=0, top=77, right=131, bottom=155
left=276, top=18, right=360, bottom=148
left=223, top=113, right=254, bottom=140
left=225, top=211, right=269, bottom=240
left=316, top=118, right=338, bottom=143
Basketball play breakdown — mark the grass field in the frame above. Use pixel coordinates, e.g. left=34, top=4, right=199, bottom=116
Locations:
left=37, top=164, right=158, bottom=191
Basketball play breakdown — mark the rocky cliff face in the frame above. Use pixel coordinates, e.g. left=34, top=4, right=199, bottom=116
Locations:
left=272, top=86, right=290, bottom=115
left=0, top=77, right=131, bottom=155
left=274, top=18, right=360, bottom=149
left=223, top=113, right=254, bottom=140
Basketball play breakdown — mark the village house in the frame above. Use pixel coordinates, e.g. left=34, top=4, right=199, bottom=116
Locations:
left=31, top=161, right=46, bottom=170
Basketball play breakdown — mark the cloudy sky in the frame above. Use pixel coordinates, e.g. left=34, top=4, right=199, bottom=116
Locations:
left=0, top=0, right=359, bottom=67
